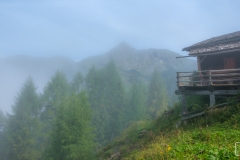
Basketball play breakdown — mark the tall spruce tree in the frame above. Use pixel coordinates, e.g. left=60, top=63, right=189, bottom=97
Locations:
left=71, top=71, right=84, bottom=94
left=40, top=70, right=70, bottom=156
left=85, top=61, right=126, bottom=145
left=147, top=69, right=168, bottom=119
left=86, top=66, right=109, bottom=145
left=127, top=83, right=147, bottom=122
left=103, top=61, right=125, bottom=139
left=41, top=70, right=69, bottom=116
left=85, top=67, right=101, bottom=103
left=0, top=110, right=7, bottom=158
left=5, top=77, right=41, bottom=160
left=46, top=92, right=94, bottom=160
left=0, top=110, right=6, bottom=132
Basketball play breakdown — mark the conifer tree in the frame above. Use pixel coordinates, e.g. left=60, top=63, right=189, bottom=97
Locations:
left=46, top=92, right=94, bottom=160
left=127, top=83, right=147, bottom=122
left=5, top=77, right=41, bottom=160
left=85, top=67, right=101, bottom=102
left=71, top=71, right=84, bottom=94
left=103, top=61, right=125, bottom=138
left=85, top=61, right=126, bottom=145
left=40, top=70, right=70, bottom=156
left=86, top=66, right=109, bottom=145
left=147, top=69, right=168, bottom=119
left=41, top=70, right=69, bottom=115
left=0, top=110, right=6, bottom=131
left=0, top=110, right=7, bottom=158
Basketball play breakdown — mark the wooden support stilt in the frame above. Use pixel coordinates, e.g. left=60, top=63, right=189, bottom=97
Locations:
left=210, top=93, right=215, bottom=107
left=181, top=93, right=187, bottom=124
left=182, top=93, right=187, bottom=114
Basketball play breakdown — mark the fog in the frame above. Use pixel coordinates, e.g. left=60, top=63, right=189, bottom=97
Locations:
left=1, top=1, right=240, bottom=60
left=1, top=1, right=240, bottom=113
left=0, top=70, right=47, bottom=114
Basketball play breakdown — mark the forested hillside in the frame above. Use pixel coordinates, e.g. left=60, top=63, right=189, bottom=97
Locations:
left=0, top=44, right=197, bottom=159
left=0, top=43, right=196, bottom=113
left=1, top=0, right=239, bottom=159
left=1, top=45, right=237, bottom=159
left=0, top=60, right=172, bottom=159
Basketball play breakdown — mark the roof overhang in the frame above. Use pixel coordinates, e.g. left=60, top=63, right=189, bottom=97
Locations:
left=182, top=31, right=240, bottom=52
left=176, top=48, right=240, bottom=58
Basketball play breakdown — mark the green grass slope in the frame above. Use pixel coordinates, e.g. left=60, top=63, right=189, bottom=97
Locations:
left=97, top=100, right=240, bottom=160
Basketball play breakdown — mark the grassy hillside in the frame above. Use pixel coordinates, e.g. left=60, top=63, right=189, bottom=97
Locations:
left=97, top=98, right=240, bottom=159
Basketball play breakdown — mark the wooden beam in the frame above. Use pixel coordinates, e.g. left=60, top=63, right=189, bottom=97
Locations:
left=178, top=78, right=240, bottom=83
left=177, top=73, right=240, bottom=78
left=176, top=90, right=238, bottom=95
left=181, top=112, right=205, bottom=121
left=190, top=48, right=240, bottom=57
left=177, top=68, right=240, bottom=73
left=179, top=107, right=207, bottom=117
left=176, top=55, right=196, bottom=58
left=212, top=90, right=238, bottom=95
left=180, top=99, right=239, bottom=121
left=211, top=100, right=239, bottom=109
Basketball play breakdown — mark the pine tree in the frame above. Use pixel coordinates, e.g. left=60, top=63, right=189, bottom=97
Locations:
left=127, top=83, right=147, bottom=122
left=46, top=92, right=94, bottom=160
left=40, top=70, right=70, bottom=156
left=0, top=110, right=6, bottom=132
left=85, top=61, right=126, bottom=145
left=5, top=77, right=41, bottom=160
left=85, top=66, right=101, bottom=103
left=71, top=71, right=84, bottom=94
left=86, top=66, right=109, bottom=145
left=147, top=69, right=168, bottom=119
left=41, top=70, right=69, bottom=115
left=99, top=61, right=125, bottom=141
left=0, top=110, right=7, bottom=158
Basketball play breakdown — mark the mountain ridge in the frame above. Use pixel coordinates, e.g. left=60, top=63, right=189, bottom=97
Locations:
left=0, top=44, right=197, bottom=113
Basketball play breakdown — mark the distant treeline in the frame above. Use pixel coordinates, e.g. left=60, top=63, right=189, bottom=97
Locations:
left=0, top=61, right=168, bottom=160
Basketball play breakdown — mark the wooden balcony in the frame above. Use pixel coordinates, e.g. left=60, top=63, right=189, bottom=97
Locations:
left=177, top=68, right=240, bottom=87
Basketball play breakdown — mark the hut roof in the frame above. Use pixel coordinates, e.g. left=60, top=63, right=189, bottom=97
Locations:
left=183, top=31, right=240, bottom=55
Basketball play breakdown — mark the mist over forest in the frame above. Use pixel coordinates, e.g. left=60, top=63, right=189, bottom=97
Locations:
left=1, top=1, right=240, bottom=159
left=0, top=59, right=171, bottom=159
left=0, top=43, right=197, bottom=159
left=0, top=43, right=196, bottom=113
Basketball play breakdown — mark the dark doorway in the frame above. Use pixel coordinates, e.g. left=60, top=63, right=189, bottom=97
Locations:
left=224, top=57, right=236, bottom=69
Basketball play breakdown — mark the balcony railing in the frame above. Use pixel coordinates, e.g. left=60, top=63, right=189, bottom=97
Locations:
left=177, top=68, right=240, bottom=87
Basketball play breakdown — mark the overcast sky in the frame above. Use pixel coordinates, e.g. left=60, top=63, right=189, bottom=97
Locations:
left=1, top=0, right=240, bottom=61
left=1, top=0, right=240, bottom=113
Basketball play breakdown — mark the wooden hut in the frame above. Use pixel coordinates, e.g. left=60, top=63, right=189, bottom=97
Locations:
left=176, top=31, right=240, bottom=120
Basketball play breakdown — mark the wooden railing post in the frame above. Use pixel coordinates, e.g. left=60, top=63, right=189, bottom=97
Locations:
left=210, top=93, right=215, bottom=107
left=209, top=70, right=212, bottom=85
left=200, top=72, right=203, bottom=85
